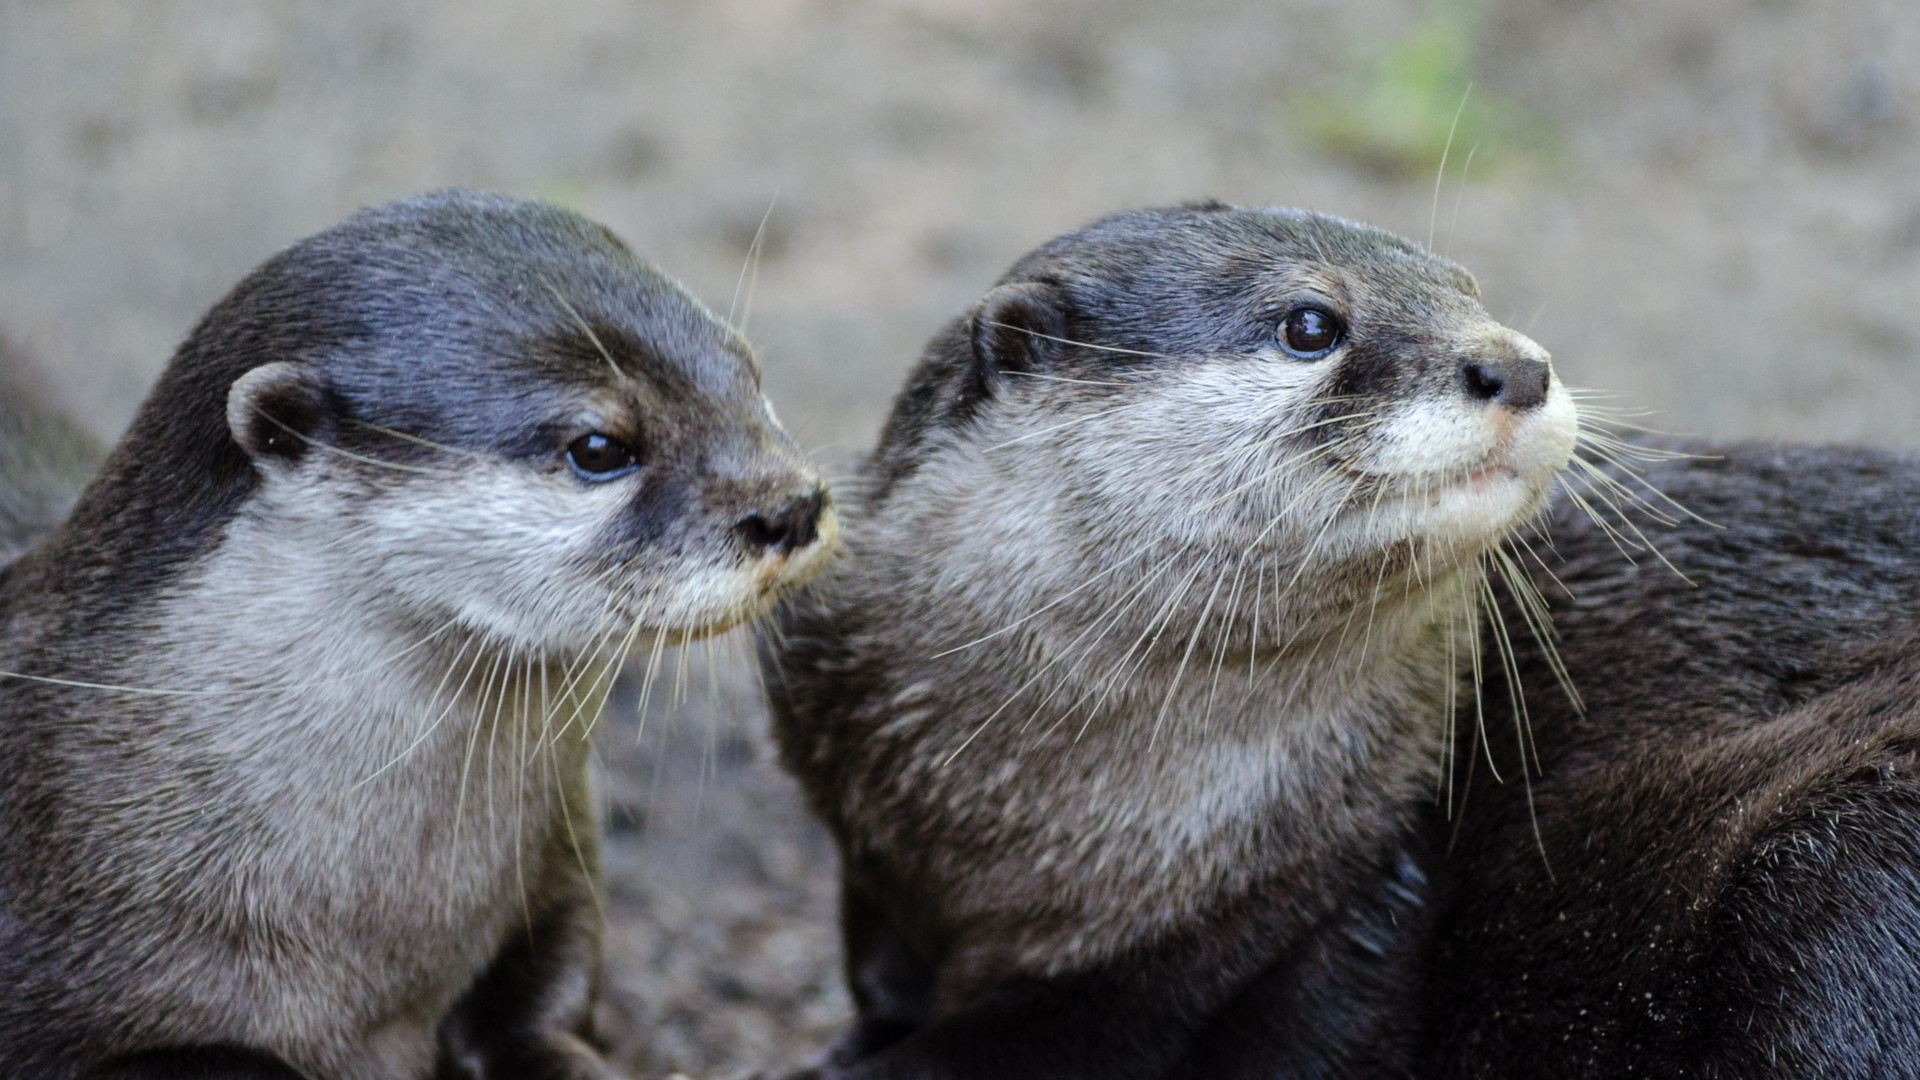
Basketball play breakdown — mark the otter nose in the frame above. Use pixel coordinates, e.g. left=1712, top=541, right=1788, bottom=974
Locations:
left=1459, top=357, right=1550, bottom=411
left=735, top=489, right=826, bottom=556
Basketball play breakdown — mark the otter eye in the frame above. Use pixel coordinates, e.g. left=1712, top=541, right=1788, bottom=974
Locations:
left=1278, top=307, right=1344, bottom=358
left=566, top=433, right=637, bottom=479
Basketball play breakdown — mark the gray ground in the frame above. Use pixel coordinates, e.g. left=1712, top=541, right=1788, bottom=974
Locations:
left=2, top=0, right=1917, bottom=1075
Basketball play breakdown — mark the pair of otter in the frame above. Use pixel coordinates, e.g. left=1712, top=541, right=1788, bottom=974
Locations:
left=0, top=191, right=834, bottom=1078
left=8, top=190, right=1914, bottom=1078
left=766, top=203, right=1920, bottom=1076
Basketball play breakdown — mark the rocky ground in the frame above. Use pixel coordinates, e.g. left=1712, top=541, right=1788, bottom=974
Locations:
left=3, top=0, right=1917, bottom=1074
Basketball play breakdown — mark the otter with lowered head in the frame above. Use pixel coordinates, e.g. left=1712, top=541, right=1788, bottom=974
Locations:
left=0, top=191, right=834, bottom=1079
left=765, top=201, right=1577, bottom=1076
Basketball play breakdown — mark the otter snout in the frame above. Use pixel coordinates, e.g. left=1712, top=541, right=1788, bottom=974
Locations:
left=735, top=487, right=828, bottom=556
left=1458, top=356, right=1549, bottom=410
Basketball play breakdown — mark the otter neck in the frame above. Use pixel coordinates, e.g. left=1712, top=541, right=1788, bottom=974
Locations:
left=877, top=559, right=1474, bottom=986
left=75, top=497, right=611, bottom=901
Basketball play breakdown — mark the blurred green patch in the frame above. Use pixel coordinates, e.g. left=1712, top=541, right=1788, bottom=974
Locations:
left=1293, top=0, right=1556, bottom=178
left=530, top=176, right=591, bottom=212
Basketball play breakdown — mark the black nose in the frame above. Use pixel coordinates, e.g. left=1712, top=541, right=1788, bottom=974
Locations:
left=1459, top=358, right=1550, bottom=410
left=735, top=489, right=825, bottom=556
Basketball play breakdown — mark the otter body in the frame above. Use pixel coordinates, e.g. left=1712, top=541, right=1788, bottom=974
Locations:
left=1430, top=444, right=1920, bottom=1076
left=0, top=350, right=101, bottom=564
left=766, top=203, right=1575, bottom=1077
left=0, top=191, right=832, bottom=1079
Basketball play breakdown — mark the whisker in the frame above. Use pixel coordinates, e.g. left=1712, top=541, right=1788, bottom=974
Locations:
left=1073, top=557, right=1209, bottom=745
left=729, top=191, right=779, bottom=333
left=1490, top=542, right=1579, bottom=714
left=3, top=611, right=467, bottom=699
left=1428, top=81, right=1473, bottom=251
left=1463, top=583, right=1500, bottom=786
left=548, top=694, right=604, bottom=923
left=450, top=641, right=509, bottom=898
left=1203, top=551, right=1254, bottom=728
left=949, top=548, right=1173, bottom=757
left=345, top=419, right=491, bottom=462
left=1574, top=443, right=1720, bottom=528
left=540, top=274, right=625, bottom=379
left=1185, top=406, right=1376, bottom=477
left=356, top=629, right=487, bottom=787
left=931, top=555, right=1140, bottom=658
left=983, top=397, right=1162, bottom=452
left=980, top=321, right=1173, bottom=361
left=252, top=407, right=459, bottom=477
left=1478, top=567, right=1553, bottom=879
left=512, top=652, right=534, bottom=935
left=1147, top=564, right=1231, bottom=752
left=1444, top=142, right=1480, bottom=256
left=1564, top=460, right=1695, bottom=583
left=1001, top=370, right=1138, bottom=388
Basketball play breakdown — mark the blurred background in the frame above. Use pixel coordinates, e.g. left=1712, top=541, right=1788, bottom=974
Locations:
left=2, top=0, right=1916, bottom=1074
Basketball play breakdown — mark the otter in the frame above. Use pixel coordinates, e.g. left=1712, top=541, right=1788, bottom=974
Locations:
left=0, top=190, right=835, bottom=1079
left=769, top=200, right=1920, bottom=1076
left=764, top=201, right=1577, bottom=1076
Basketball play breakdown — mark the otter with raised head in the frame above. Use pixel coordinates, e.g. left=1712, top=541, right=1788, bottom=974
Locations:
left=765, top=201, right=1576, bottom=1076
left=770, top=200, right=1920, bottom=1077
left=0, top=190, right=834, bottom=1079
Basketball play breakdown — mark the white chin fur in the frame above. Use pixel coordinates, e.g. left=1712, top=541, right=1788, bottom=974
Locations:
left=624, top=509, right=839, bottom=644
left=1351, top=379, right=1577, bottom=551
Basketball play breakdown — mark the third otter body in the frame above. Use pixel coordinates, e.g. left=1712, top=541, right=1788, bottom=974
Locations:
left=766, top=202, right=1576, bottom=1076
left=0, top=348, right=101, bottom=564
left=0, top=190, right=834, bottom=1079
left=1427, top=443, right=1920, bottom=1076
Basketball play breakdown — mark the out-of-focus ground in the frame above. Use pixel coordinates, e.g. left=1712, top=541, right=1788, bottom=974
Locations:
left=2, top=0, right=1916, bottom=1075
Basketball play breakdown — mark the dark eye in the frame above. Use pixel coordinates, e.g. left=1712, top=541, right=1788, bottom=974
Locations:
left=1278, top=307, right=1344, bottom=358
left=566, top=433, right=637, bottom=479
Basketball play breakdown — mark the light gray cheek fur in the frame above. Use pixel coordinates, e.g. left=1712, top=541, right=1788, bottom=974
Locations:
left=66, top=475, right=608, bottom=1079
left=1030, top=358, right=1340, bottom=552
left=350, top=458, right=830, bottom=648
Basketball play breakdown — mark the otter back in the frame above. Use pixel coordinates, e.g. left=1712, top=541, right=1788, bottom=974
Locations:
left=1428, top=443, right=1920, bottom=1076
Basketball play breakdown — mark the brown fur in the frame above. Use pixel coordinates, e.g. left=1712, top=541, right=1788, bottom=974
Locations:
left=1428, top=443, right=1920, bottom=1076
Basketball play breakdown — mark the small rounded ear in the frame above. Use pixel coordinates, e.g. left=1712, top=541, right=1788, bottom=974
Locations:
left=226, top=361, right=335, bottom=469
left=970, top=282, right=1067, bottom=395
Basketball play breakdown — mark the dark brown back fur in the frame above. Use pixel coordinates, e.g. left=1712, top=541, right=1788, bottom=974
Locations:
left=1429, top=443, right=1920, bottom=1076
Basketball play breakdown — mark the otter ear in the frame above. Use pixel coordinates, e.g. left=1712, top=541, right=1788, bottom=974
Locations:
left=970, top=282, right=1067, bottom=394
left=227, top=361, right=335, bottom=469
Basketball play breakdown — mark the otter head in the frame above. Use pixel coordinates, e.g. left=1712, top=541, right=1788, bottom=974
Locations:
left=870, top=202, right=1574, bottom=642
left=87, top=189, right=834, bottom=657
